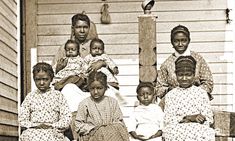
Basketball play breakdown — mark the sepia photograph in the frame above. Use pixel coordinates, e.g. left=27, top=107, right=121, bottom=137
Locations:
left=0, top=0, right=235, bottom=140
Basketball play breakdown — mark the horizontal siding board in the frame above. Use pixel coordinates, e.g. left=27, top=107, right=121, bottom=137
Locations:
left=0, top=1, right=17, bottom=27
left=37, top=0, right=226, bottom=14
left=2, top=0, right=17, bottom=14
left=0, top=41, right=17, bottom=63
left=0, top=136, right=18, bottom=141
left=0, top=111, right=18, bottom=127
left=0, top=83, right=17, bottom=101
left=0, top=55, right=17, bottom=77
left=37, top=42, right=234, bottom=57
left=38, top=21, right=229, bottom=35
left=0, top=124, right=18, bottom=137
left=0, top=69, right=17, bottom=89
left=37, top=31, right=232, bottom=45
left=0, top=28, right=17, bottom=51
left=0, top=14, right=17, bottom=38
left=37, top=10, right=226, bottom=25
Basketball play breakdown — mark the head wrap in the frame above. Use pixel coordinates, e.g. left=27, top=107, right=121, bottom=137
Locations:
left=175, top=56, right=196, bottom=73
left=141, top=0, right=155, bottom=10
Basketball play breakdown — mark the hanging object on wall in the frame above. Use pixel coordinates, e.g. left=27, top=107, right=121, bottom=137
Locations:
left=100, top=1, right=111, bottom=24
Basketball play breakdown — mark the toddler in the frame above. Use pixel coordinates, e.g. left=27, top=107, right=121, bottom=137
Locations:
left=128, top=82, right=164, bottom=141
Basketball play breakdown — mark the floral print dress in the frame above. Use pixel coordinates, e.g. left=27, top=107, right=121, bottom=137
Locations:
left=19, top=88, right=72, bottom=141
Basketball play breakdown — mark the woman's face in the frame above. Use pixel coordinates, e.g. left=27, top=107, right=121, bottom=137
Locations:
left=34, top=71, right=52, bottom=93
left=89, top=80, right=106, bottom=102
left=172, top=32, right=190, bottom=54
left=176, top=70, right=195, bottom=88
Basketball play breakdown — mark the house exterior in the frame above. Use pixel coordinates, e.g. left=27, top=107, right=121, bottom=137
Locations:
left=19, top=0, right=235, bottom=140
left=0, top=0, right=19, bottom=140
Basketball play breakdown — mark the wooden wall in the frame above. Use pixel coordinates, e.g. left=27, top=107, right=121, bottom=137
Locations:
left=0, top=0, right=18, bottom=140
left=35, top=0, right=234, bottom=114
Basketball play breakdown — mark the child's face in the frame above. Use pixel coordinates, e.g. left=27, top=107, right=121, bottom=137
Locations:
left=176, top=70, right=195, bottom=88
left=90, top=42, right=104, bottom=57
left=65, top=43, right=78, bottom=57
left=137, top=87, right=155, bottom=106
left=34, top=70, right=52, bottom=93
left=172, top=32, right=190, bottom=54
left=89, top=80, right=106, bottom=102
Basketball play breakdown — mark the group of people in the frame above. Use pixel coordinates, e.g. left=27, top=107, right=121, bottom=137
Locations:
left=19, top=12, right=216, bottom=141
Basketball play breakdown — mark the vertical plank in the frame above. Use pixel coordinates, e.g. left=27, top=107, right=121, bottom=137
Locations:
left=24, top=0, right=37, bottom=99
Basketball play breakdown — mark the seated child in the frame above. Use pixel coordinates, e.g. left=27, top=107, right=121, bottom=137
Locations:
left=84, top=38, right=119, bottom=89
left=53, top=40, right=86, bottom=90
left=75, top=71, right=130, bottom=141
left=84, top=38, right=126, bottom=104
left=19, top=62, right=72, bottom=141
left=163, top=56, right=215, bottom=141
left=128, top=82, right=164, bottom=141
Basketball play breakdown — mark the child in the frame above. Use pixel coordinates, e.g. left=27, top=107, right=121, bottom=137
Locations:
left=19, top=62, right=72, bottom=141
left=163, top=56, right=215, bottom=141
left=53, top=40, right=86, bottom=91
left=128, top=82, right=164, bottom=141
left=75, top=71, right=130, bottom=141
left=84, top=38, right=126, bottom=104
left=84, top=38, right=119, bottom=88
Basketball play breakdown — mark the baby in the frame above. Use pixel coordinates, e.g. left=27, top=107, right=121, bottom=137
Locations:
left=53, top=40, right=86, bottom=90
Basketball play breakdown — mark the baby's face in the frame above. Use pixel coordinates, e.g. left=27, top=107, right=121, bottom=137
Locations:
left=65, top=43, right=79, bottom=57
left=137, top=87, right=155, bottom=106
left=90, top=42, right=104, bottom=57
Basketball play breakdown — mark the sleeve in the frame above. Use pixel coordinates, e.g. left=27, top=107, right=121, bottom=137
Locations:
left=156, top=64, right=170, bottom=98
left=198, top=89, right=214, bottom=125
left=111, top=98, right=125, bottom=123
left=198, top=56, right=214, bottom=98
left=19, top=93, right=40, bottom=128
left=164, top=92, right=184, bottom=125
left=102, top=54, right=117, bottom=71
left=51, top=44, right=66, bottom=66
left=51, top=92, right=72, bottom=130
left=75, top=101, right=96, bottom=135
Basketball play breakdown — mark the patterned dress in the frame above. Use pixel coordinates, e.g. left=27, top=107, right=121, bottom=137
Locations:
left=163, top=85, right=215, bottom=141
left=19, top=88, right=72, bottom=141
left=75, top=96, right=129, bottom=141
left=156, top=51, right=213, bottom=100
left=84, top=53, right=118, bottom=83
left=128, top=104, right=164, bottom=141
left=53, top=56, right=86, bottom=82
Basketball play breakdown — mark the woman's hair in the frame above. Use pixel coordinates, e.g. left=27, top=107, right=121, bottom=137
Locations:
left=64, top=39, right=80, bottom=52
left=90, top=38, right=105, bottom=50
left=171, top=25, right=190, bottom=43
left=32, top=62, right=54, bottom=79
left=72, top=13, right=90, bottom=27
left=175, top=56, right=196, bottom=73
left=88, top=71, right=107, bottom=88
left=136, top=82, right=155, bottom=94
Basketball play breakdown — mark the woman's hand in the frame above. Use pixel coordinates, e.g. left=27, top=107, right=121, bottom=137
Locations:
left=87, top=60, right=106, bottom=73
left=181, top=114, right=206, bottom=124
left=55, top=58, right=68, bottom=74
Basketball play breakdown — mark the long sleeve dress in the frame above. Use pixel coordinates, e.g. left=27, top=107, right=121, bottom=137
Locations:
left=19, top=88, right=72, bottom=141
left=163, top=85, right=215, bottom=141
left=75, top=96, right=129, bottom=141
left=156, top=51, right=214, bottom=100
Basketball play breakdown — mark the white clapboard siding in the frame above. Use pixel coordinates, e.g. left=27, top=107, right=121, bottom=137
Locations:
left=36, top=0, right=233, bottom=115
left=0, top=0, right=18, bottom=140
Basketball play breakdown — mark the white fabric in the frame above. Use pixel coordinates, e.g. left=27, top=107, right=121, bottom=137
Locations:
left=128, top=104, right=164, bottom=141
